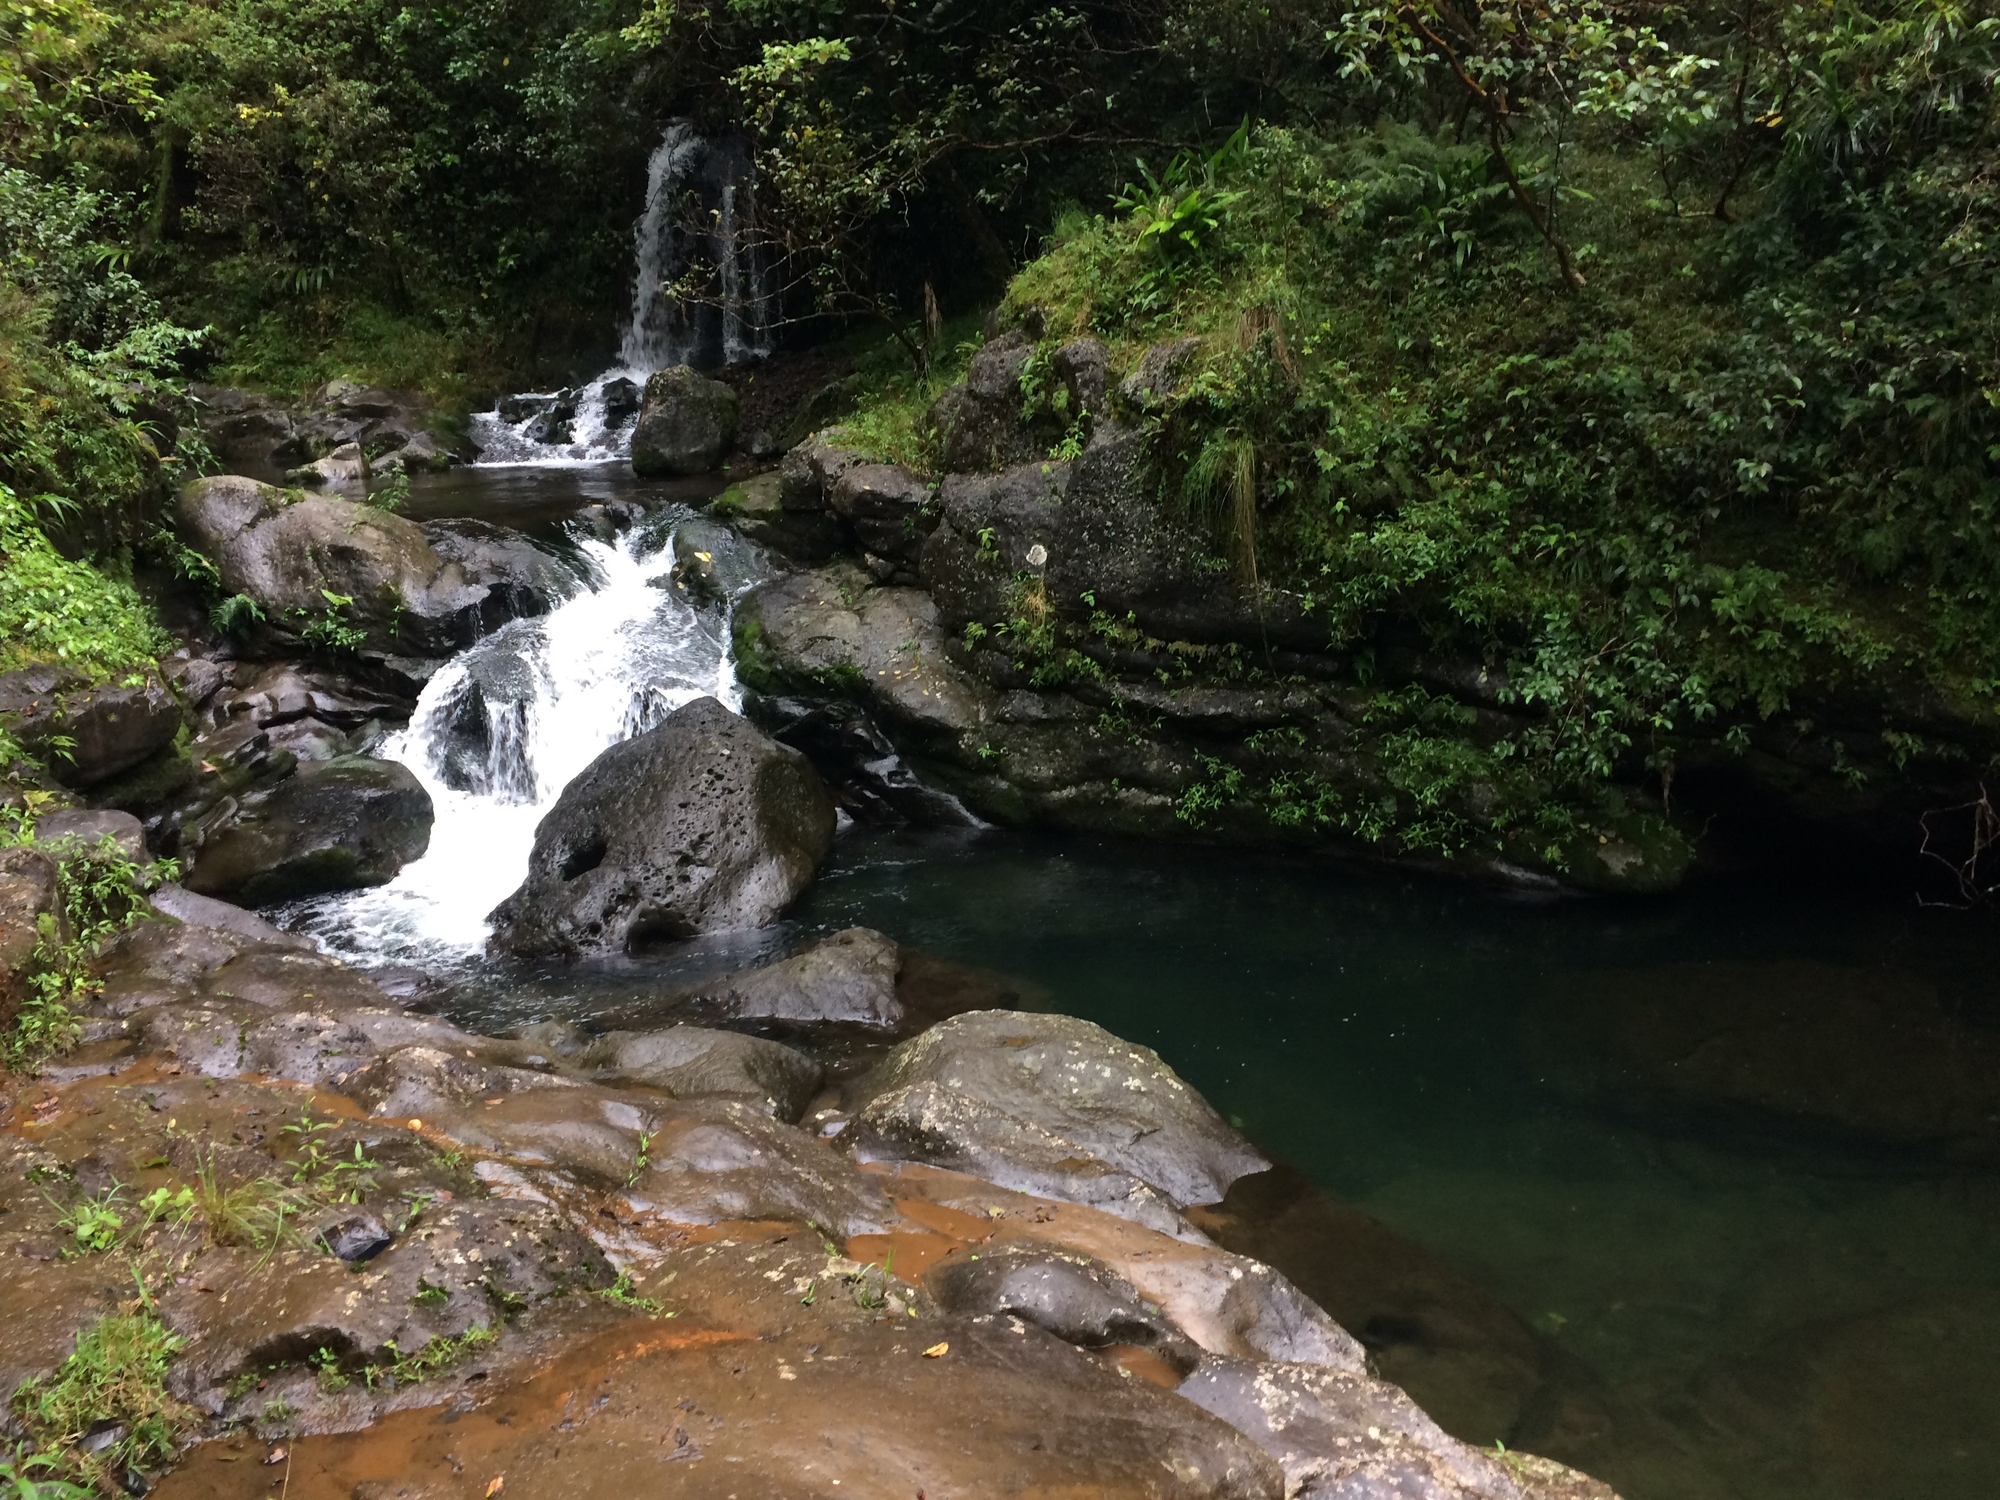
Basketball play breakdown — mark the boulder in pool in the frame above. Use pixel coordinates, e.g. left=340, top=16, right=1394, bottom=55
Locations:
left=488, top=697, right=836, bottom=957
left=583, top=1024, right=824, bottom=1121
left=843, top=1009, right=1270, bottom=1237
left=629, top=365, right=737, bottom=476
left=674, top=927, right=909, bottom=1033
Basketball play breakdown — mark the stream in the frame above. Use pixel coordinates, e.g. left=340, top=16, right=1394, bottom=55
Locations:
left=289, top=462, right=2000, bottom=1500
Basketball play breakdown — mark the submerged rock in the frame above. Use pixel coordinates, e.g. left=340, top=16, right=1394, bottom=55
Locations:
left=629, top=365, right=738, bottom=476
left=845, top=1008, right=1271, bottom=1236
left=672, top=926, right=910, bottom=1033
left=488, top=696, right=835, bottom=956
left=584, top=1024, right=823, bottom=1121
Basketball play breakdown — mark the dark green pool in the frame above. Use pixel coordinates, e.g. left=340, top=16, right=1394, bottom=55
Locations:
left=787, top=828, right=2000, bottom=1500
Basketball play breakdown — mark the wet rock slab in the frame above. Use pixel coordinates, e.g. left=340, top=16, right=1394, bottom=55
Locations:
left=156, top=1314, right=1286, bottom=1500
left=844, top=1008, right=1271, bottom=1236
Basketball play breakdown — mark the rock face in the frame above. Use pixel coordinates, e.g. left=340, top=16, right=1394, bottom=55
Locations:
left=0, top=845, right=58, bottom=1030
left=845, top=1009, right=1272, bottom=1237
left=827, top=461, right=936, bottom=572
left=176, top=476, right=566, bottom=656
left=179, top=754, right=433, bottom=904
left=734, top=566, right=991, bottom=823
left=488, top=697, right=836, bottom=956
left=629, top=365, right=738, bottom=476
left=191, top=380, right=458, bottom=474
left=0, top=666, right=183, bottom=788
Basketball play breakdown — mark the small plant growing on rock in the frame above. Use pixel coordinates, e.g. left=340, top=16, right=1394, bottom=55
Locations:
left=295, top=590, right=366, bottom=653
left=598, top=1271, right=665, bottom=1315
left=310, top=1346, right=350, bottom=1393
left=411, top=1277, right=451, bottom=1309
left=0, top=1444, right=91, bottom=1500
left=10, top=1278, right=191, bottom=1493
left=281, top=1108, right=379, bottom=1199
left=625, top=1127, right=656, bottom=1187
left=207, top=593, right=265, bottom=640
left=183, top=1151, right=309, bottom=1254
left=51, top=1185, right=127, bottom=1257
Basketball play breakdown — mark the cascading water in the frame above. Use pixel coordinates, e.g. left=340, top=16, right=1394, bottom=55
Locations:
left=287, top=518, right=745, bottom=965
left=468, top=124, right=773, bottom=466
left=620, top=121, right=706, bottom=373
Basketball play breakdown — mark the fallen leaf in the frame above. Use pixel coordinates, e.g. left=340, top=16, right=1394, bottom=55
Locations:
left=262, top=1447, right=287, bottom=1465
left=922, top=1342, right=949, bottom=1358
left=486, top=1478, right=505, bottom=1497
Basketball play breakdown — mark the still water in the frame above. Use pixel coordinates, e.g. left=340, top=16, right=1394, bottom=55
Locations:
left=791, top=830, right=2000, bottom=1500
left=309, top=463, right=2000, bottom=1500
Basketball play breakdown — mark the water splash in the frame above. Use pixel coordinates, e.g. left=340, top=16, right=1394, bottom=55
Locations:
left=287, top=521, right=742, bottom=964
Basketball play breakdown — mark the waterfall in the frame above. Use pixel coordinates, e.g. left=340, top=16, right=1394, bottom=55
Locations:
left=619, top=121, right=705, bottom=373
left=287, top=520, right=744, bottom=962
left=620, top=125, right=772, bottom=375
left=468, top=123, right=773, bottom=466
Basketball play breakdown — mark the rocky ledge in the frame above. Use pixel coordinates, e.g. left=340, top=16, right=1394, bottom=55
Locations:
left=720, top=324, right=2000, bottom=897
left=1, top=879, right=1617, bottom=1500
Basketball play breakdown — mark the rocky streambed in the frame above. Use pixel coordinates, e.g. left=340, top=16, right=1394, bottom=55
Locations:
left=1, top=879, right=1616, bottom=1500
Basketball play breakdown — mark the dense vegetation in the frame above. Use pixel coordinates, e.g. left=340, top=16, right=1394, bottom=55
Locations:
left=2, top=0, right=1996, bottom=866
left=970, top=3, right=2000, bottom=867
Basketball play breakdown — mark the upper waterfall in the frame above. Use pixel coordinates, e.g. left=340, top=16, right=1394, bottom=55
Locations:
left=620, top=124, right=773, bottom=374
left=469, top=123, right=774, bottom=465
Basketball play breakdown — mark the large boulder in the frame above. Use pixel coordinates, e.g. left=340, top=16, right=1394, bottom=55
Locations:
left=179, top=754, right=433, bottom=904
left=0, top=666, right=182, bottom=787
left=420, top=518, right=581, bottom=620
left=629, top=365, right=738, bottom=476
left=844, top=1009, right=1270, bottom=1237
left=488, top=697, right=836, bottom=956
left=176, top=476, right=562, bottom=656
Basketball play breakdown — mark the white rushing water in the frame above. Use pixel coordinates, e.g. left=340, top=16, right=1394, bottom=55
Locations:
left=291, top=523, right=742, bottom=965
left=468, top=123, right=773, bottom=467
